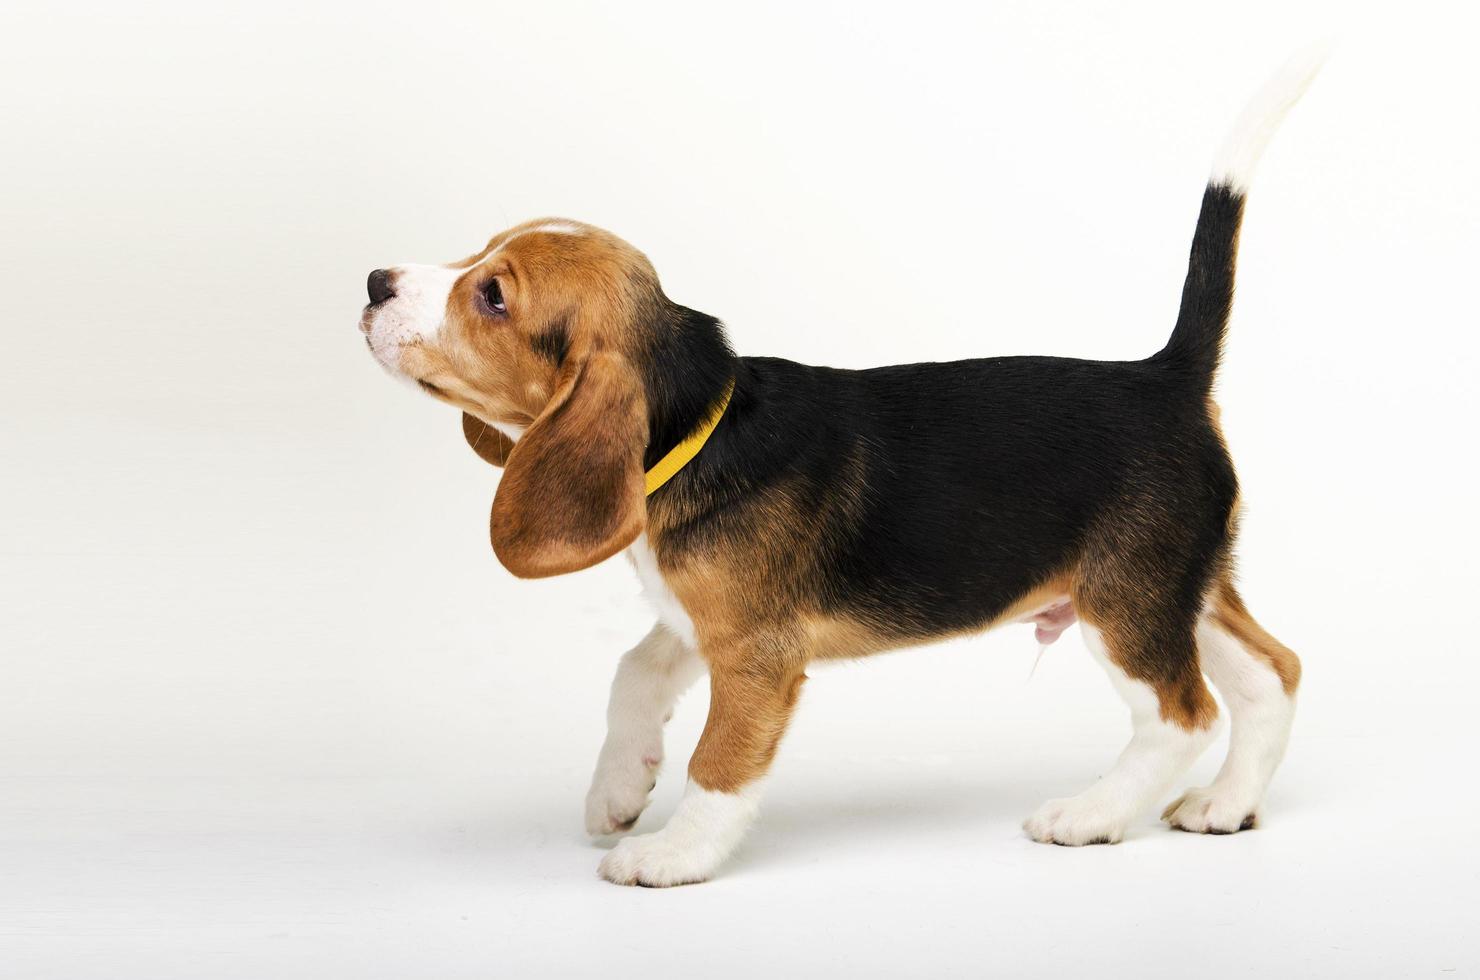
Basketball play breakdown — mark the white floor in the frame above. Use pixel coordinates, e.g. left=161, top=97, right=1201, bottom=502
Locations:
left=4, top=509, right=1475, bottom=978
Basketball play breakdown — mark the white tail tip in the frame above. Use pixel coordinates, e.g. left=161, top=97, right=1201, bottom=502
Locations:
left=1210, top=42, right=1332, bottom=194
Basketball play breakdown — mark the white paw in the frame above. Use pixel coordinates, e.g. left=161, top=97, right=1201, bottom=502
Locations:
left=598, top=830, right=720, bottom=888
left=584, top=750, right=661, bottom=837
left=1162, top=786, right=1259, bottom=834
left=1024, top=795, right=1127, bottom=846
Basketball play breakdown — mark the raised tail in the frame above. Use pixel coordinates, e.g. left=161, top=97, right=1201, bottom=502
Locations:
left=1155, top=46, right=1328, bottom=385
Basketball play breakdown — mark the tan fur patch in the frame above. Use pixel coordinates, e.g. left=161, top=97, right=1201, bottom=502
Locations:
left=461, top=413, right=515, bottom=467
left=1072, top=500, right=1222, bottom=732
left=804, top=572, right=1073, bottom=662
left=688, top=653, right=809, bottom=794
left=1209, top=578, right=1302, bottom=695
left=1081, top=602, right=1222, bottom=732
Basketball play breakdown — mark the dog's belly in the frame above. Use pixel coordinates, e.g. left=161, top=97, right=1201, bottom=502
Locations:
left=628, top=530, right=1077, bottom=655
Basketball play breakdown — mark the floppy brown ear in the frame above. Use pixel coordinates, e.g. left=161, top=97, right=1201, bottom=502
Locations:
left=462, top=413, right=516, bottom=467
left=489, top=350, right=647, bottom=578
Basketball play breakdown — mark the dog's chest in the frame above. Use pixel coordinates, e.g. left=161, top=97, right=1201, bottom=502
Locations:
left=627, top=534, right=698, bottom=649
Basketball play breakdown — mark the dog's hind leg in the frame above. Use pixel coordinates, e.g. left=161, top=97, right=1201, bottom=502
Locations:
left=1025, top=535, right=1225, bottom=846
left=1164, top=578, right=1300, bottom=834
left=1025, top=615, right=1222, bottom=845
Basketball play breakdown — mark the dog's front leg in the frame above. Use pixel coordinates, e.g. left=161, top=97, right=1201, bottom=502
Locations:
left=599, top=634, right=807, bottom=887
left=585, top=623, right=705, bottom=836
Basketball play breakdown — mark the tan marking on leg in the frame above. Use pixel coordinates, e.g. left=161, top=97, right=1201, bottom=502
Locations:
left=688, top=658, right=808, bottom=794
left=1075, top=605, right=1220, bottom=732
left=1162, top=584, right=1299, bottom=834
left=1024, top=622, right=1221, bottom=846
left=1072, top=552, right=1220, bottom=733
left=1209, top=578, right=1301, bottom=695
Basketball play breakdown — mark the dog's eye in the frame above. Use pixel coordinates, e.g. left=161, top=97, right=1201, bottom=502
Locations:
left=484, top=279, right=507, bottom=315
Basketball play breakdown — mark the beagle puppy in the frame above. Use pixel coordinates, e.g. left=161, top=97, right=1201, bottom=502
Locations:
left=360, top=56, right=1320, bottom=886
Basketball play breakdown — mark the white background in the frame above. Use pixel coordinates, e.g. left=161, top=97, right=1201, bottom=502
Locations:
left=3, top=1, right=1477, bottom=977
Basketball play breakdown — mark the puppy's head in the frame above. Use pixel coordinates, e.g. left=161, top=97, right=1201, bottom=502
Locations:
left=360, top=219, right=729, bottom=578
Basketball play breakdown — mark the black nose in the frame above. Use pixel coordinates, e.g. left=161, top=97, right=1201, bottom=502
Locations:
left=367, top=268, right=396, bottom=306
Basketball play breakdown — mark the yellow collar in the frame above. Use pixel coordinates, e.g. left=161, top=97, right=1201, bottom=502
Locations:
left=643, top=379, right=735, bottom=496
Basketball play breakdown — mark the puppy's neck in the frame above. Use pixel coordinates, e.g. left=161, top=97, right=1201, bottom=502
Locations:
left=640, top=300, right=737, bottom=472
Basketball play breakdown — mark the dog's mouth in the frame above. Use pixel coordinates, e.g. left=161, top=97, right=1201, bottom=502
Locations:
left=356, top=301, right=450, bottom=401
left=360, top=320, right=407, bottom=377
